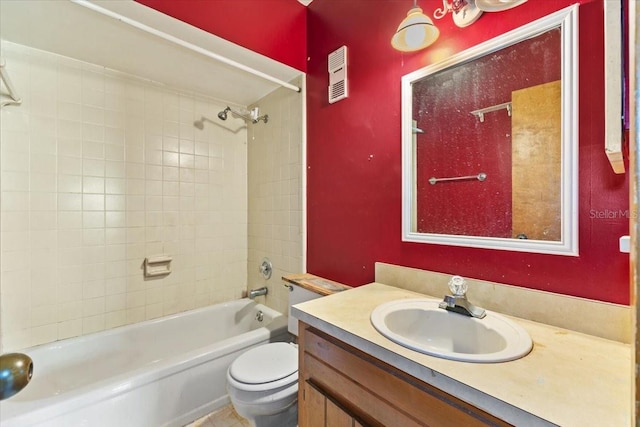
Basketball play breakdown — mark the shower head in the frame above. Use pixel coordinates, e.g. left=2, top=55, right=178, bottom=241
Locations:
left=193, top=118, right=205, bottom=129
left=207, top=106, right=268, bottom=126
left=218, top=107, right=231, bottom=121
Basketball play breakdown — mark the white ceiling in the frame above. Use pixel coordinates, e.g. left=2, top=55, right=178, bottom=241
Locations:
left=0, top=0, right=303, bottom=107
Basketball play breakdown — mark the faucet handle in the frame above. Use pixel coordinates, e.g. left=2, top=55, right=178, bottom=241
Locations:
left=258, top=258, right=272, bottom=279
left=448, top=275, right=467, bottom=296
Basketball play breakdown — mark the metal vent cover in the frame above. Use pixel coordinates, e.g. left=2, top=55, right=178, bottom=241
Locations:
left=328, top=45, right=347, bottom=103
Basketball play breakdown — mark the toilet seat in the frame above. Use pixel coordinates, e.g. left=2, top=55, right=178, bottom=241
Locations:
left=228, top=342, right=298, bottom=392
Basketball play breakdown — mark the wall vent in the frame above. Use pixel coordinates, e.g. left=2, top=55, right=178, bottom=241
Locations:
left=328, top=45, right=347, bottom=104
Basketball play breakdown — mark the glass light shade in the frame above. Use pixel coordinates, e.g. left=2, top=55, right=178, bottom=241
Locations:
left=391, top=6, right=440, bottom=52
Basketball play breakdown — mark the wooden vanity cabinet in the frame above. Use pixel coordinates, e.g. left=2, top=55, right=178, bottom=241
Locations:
left=298, top=323, right=513, bottom=427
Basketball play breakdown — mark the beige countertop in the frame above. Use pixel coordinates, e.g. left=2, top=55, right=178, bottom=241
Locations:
left=291, top=283, right=632, bottom=427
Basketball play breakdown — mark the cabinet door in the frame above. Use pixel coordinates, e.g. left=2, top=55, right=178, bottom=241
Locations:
left=301, top=380, right=364, bottom=427
left=327, top=397, right=355, bottom=427
left=302, top=380, right=326, bottom=427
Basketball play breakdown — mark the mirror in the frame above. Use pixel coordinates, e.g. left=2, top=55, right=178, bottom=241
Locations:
left=401, top=6, right=578, bottom=256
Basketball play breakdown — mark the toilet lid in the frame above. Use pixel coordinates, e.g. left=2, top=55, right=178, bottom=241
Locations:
left=229, top=342, right=298, bottom=385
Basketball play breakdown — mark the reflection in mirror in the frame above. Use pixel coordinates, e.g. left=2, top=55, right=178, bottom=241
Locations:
left=401, top=6, right=578, bottom=255
left=413, top=29, right=560, bottom=239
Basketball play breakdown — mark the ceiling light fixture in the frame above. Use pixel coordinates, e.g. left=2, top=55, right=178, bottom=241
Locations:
left=391, top=0, right=440, bottom=52
left=434, top=0, right=528, bottom=28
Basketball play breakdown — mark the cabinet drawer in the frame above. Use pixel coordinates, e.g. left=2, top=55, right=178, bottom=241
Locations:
left=303, top=352, right=421, bottom=426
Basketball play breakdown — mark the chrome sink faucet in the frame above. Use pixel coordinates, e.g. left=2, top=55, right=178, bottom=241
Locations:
left=438, top=276, right=486, bottom=319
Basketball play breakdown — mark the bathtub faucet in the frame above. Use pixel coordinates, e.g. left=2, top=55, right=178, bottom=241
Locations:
left=248, top=287, right=268, bottom=299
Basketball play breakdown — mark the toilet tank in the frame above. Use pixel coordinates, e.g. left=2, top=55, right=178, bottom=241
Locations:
left=288, top=284, right=323, bottom=336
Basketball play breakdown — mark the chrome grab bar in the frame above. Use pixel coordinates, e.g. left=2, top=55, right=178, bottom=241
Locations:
left=428, top=172, right=487, bottom=185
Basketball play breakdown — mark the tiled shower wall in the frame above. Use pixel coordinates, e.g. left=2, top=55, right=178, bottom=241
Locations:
left=247, top=78, right=304, bottom=316
left=0, top=41, right=252, bottom=351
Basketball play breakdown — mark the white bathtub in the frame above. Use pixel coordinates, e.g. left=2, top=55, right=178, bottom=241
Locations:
left=0, top=299, right=289, bottom=427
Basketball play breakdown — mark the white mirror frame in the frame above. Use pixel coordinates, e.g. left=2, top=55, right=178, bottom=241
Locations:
left=401, top=5, right=579, bottom=256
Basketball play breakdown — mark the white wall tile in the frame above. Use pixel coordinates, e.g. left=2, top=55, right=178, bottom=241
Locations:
left=105, top=178, right=126, bottom=195
left=58, top=319, right=83, bottom=340
left=83, top=159, right=105, bottom=177
left=30, top=193, right=57, bottom=211
left=82, top=314, right=105, bottom=334
left=83, top=212, right=105, bottom=229
left=59, top=102, right=82, bottom=122
left=0, top=109, right=30, bottom=133
left=105, top=277, right=126, bottom=294
left=83, top=176, right=105, bottom=194
left=59, top=120, right=83, bottom=140
left=105, top=161, right=125, bottom=178
left=57, top=282, right=83, bottom=303
left=2, top=150, right=30, bottom=172
left=2, top=171, right=29, bottom=192
left=31, top=116, right=57, bottom=138
left=105, top=128, right=125, bottom=145
left=31, top=305, right=58, bottom=327
left=104, top=311, right=126, bottom=329
left=30, top=212, right=57, bottom=230
left=2, top=231, right=29, bottom=254
left=59, top=156, right=83, bottom=175
left=0, top=42, right=272, bottom=352
left=105, top=212, right=126, bottom=229
left=31, top=324, right=58, bottom=347
left=59, top=174, right=82, bottom=193
left=58, top=229, right=82, bottom=248
left=58, top=193, right=82, bottom=211
left=247, top=81, right=304, bottom=314
left=0, top=251, right=29, bottom=271
left=83, top=140, right=105, bottom=159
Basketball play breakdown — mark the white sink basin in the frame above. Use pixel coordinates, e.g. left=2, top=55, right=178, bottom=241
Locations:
left=370, top=299, right=533, bottom=363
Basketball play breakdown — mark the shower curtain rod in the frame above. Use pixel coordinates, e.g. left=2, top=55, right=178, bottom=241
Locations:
left=70, top=0, right=301, bottom=93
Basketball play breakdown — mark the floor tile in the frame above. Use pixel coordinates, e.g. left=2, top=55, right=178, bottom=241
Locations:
left=186, top=404, right=251, bottom=427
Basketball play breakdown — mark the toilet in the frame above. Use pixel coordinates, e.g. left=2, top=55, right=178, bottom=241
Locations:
left=226, top=284, right=323, bottom=427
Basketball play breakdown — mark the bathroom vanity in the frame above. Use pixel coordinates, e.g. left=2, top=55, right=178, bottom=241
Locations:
left=299, top=323, right=510, bottom=426
left=292, top=282, right=631, bottom=426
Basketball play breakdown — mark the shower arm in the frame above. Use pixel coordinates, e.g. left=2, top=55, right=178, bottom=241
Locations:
left=226, top=107, right=269, bottom=124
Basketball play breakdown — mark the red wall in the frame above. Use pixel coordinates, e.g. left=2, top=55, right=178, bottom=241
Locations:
left=135, top=0, right=308, bottom=72
left=306, top=0, right=630, bottom=304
